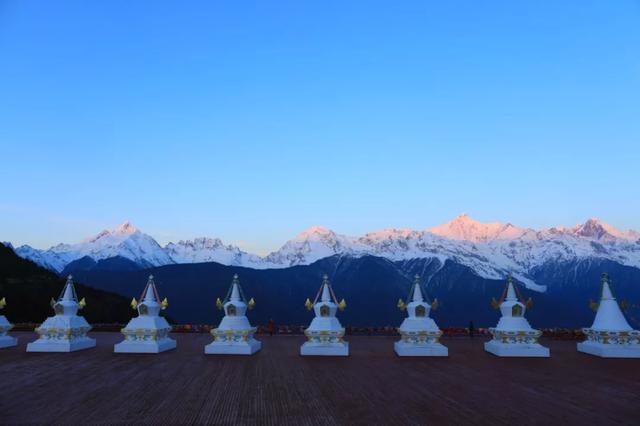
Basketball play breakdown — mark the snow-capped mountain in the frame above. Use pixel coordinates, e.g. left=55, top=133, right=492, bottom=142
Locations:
left=165, top=237, right=264, bottom=268
left=15, top=221, right=174, bottom=272
left=263, top=226, right=356, bottom=267
left=10, top=216, right=640, bottom=292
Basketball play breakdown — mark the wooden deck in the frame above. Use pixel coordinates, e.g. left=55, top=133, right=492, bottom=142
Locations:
left=1, top=332, right=639, bottom=425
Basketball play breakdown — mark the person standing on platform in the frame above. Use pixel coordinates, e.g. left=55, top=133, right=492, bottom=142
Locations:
left=268, top=318, right=275, bottom=336
left=469, top=321, right=475, bottom=339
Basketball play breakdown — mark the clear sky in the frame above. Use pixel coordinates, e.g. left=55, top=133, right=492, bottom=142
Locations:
left=1, top=1, right=639, bottom=255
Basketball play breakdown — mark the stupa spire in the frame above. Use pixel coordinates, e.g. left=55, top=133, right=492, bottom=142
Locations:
left=411, top=275, right=424, bottom=302
left=601, top=273, right=614, bottom=300
left=143, top=275, right=157, bottom=302
left=321, top=274, right=331, bottom=302
left=505, top=275, right=517, bottom=301
left=61, top=275, right=76, bottom=302
left=230, top=274, right=241, bottom=301
left=590, top=273, right=632, bottom=331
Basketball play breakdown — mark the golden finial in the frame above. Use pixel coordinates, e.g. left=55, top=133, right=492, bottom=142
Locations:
left=0, top=297, right=5, bottom=309
left=130, top=297, right=138, bottom=310
left=304, top=298, right=313, bottom=311
left=589, top=299, right=599, bottom=312
left=491, top=297, right=500, bottom=310
left=248, top=297, right=256, bottom=310
left=397, top=298, right=406, bottom=311
left=338, top=299, right=347, bottom=311
left=78, top=298, right=87, bottom=310
left=620, top=300, right=629, bottom=311
left=160, top=298, right=169, bottom=310
left=216, top=297, right=224, bottom=310
left=525, top=297, right=534, bottom=309
left=431, top=298, right=439, bottom=311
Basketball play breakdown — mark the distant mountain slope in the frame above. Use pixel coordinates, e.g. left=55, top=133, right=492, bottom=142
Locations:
left=60, top=255, right=143, bottom=277
left=67, top=254, right=640, bottom=328
left=0, top=244, right=132, bottom=324
left=13, top=216, right=640, bottom=291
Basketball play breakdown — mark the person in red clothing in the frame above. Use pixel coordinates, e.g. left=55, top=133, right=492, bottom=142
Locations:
left=267, top=318, right=275, bottom=336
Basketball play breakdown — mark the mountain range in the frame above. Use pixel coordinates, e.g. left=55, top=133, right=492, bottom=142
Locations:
left=11, top=215, right=640, bottom=292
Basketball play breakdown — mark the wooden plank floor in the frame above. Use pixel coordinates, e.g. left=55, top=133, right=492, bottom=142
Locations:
left=1, top=332, right=640, bottom=425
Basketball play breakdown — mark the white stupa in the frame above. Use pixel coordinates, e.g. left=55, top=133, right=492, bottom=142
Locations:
left=484, top=275, right=549, bottom=357
left=205, top=274, right=261, bottom=355
left=577, top=273, right=640, bottom=358
left=300, top=274, right=349, bottom=356
left=27, top=275, right=96, bottom=352
left=0, top=297, right=17, bottom=349
left=114, top=275, right=176, bottom=353
left=394, top=275, right=447, bottom=356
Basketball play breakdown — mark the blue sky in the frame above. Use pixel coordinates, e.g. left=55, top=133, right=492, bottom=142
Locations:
left=1, top=1, right=639, bottom=254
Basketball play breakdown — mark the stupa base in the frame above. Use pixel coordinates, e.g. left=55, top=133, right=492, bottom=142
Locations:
left=577, top=341, right=640, bottom=358
left=484, top=340, right=549, bottom=357
left=394, top=341, right=448, bottom=357
left=205, top=339, right=261, bottom=355
left=114, top=337, right=177, bottom=354
left=300, top=342, right=349, bottom=356
left=26, top=337, right=96, bottom=353
left=0, top=335, right=17, bottom=349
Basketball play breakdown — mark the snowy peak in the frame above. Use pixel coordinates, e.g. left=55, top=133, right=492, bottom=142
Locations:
left=113, top=220, right=137, bottom=235
left=429, top=214, right=525, bottom=242
left=165, top=237, right=264, bottom=267
left=294, top=225, right=336, bottom=241
left=571, top=218, right=626, bottom=241
left=84, top=220, right=138, bottom=243
left=264, top=225, right=353, bottom=267
left=18, top=220, right=172, bottom=272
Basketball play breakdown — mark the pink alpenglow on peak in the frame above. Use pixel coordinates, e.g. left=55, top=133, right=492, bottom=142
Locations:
left=571, top=218, right=628, bottom=241
left=294, top=225, right=336, bottom=241
left=429, top=214, right=527, bottom=242
left=113, top=220, right=138, bottom=235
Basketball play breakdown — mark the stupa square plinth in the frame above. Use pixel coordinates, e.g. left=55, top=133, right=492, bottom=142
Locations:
left=114, top=275, right=176, bottom=354
left=26, top=276, right=96, bottom=353
left=205, top=274, right=261, bottom=355
left=484, top=329, right=549, bottom=357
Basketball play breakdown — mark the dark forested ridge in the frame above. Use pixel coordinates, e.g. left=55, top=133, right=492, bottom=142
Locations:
left=64, top=253, right=640, bottom=328
left=0, top=244, right=132, bottom=323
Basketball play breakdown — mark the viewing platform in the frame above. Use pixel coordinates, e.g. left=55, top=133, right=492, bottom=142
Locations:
left=1, top=332, right=639, bottom=424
